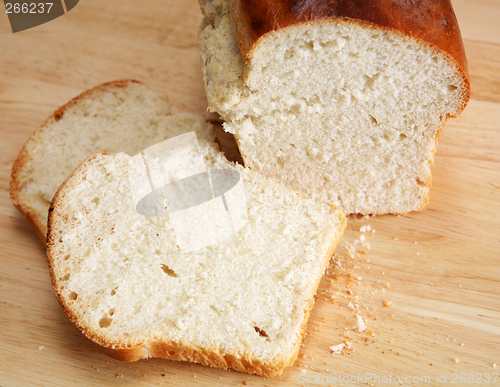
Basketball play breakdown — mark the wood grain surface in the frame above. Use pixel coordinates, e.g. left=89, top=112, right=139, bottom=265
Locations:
left=0, top=1, right=499, bottom=386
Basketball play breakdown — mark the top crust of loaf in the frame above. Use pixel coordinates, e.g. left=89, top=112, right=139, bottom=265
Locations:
left=230, top=0, right=470, bottom=82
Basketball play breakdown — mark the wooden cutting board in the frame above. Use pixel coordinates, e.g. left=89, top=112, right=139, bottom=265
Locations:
left=0, top=1, right=499, bottom=386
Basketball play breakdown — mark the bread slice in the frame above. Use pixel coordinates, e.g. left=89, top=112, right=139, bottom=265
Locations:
left=10, top=80, right=215, bottom=243
left=199, top=0, right=471, bottom=215
left=47, top=142, right=346, bottom=377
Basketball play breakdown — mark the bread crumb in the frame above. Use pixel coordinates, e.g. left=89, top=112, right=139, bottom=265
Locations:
left=330, top=343, right=345, bottom=355
left=322, top=317, right=329, bottom=322
left=360, top=250, right=367, bottom=255
left=454, top=358, right=460, bottom=364
left=243, top=381, right=248, bottom=385
left=384, top=282, right=390, bottom=289
left=38, top=346, right=44, bottom=350
left=493, top=364, right=496, bottom=368
left=353, top=314, right=366, bottom=332
left=116, top=374, right=123, bottom=378
left=383, top=300, right=393, bottom=308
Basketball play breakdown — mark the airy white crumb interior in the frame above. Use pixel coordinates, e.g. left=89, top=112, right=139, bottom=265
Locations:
left=49, top=143, right=344, bottom=363
left=199, top=0, right=469, bottom=214
left=16, top=82, right=215, bottom=234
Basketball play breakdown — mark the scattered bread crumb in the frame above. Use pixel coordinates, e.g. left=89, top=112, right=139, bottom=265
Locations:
left=383, top=300, right=393, bottom=308
left=330, top=343, right=345, bottom=355
left=384, top=282, right=390, bottom=289
left=454, top=358, right=460, bottom=364
left=38, top=346, right=44, bottom=350
left=354, top=314, right=366, bottom=332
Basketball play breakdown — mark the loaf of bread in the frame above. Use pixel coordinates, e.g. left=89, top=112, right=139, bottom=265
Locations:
left=199, top=0, right=471, bottom=214
left=10, top=80, right=215, bottom=242
left=47, top=143, right=346, bottom=376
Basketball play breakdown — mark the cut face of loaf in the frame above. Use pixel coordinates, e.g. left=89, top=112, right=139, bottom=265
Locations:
left=47, top=145, right=346, bottom=377
left=199, top=0, right=471, bottom=214
left=10, top=80, right=215, bottom=242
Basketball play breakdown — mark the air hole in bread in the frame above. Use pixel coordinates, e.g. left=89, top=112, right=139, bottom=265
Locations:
left=109, top=308, right=116, bottom=316
left=61, top=273, right=70, bottom=281
left=168, top=350, right=176, bottom=356
left=111, top=288, right=117, bottom=296
left=92, top=197, right=99, bottom=205
left=161, top=264, right=178, bottom=278
left=254, top=326, right=269, bottom=340
left=99, top=317, right=112, bottom=328
left=448, top=84, right=458, bottom=93
left=63, top=254, right=71, bottom=261
left=416, top=178, right=426, bottom=187
left=369, top=115, right=378, bottom=125
left=69, top=291, right=78, bottom=300
left=399, top=133, right=408, bottom=141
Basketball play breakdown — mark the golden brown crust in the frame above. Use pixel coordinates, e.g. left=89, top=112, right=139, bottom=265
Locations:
left=230, top=0, right=469, bottom=77
left=10, top=80, right=143, bottom=245
left=47, top=152, right=346, bottom=378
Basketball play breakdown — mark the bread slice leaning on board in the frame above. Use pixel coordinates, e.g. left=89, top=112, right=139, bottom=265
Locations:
left=10, top=80, right=215, bottom=243
left=47, top=146, right=346, bottom=377
left=199, top=0, right=471, bottom=215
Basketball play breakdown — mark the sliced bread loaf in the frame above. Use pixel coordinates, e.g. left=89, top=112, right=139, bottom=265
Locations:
left=10, top=80, right=215, bottom=242
left=47, top=142, right=346, bottom=377
left=199, top=0, right=471, bottom=214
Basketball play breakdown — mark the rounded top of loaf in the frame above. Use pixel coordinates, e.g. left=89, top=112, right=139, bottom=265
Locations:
left=230, top=0, right=469, bottom=76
